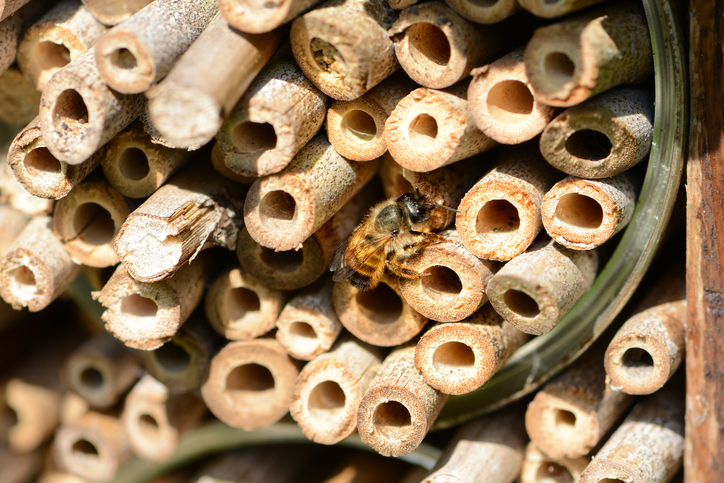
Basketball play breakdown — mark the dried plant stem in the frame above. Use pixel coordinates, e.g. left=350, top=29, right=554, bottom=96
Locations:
left=520, top=442, right=590, bottom=483
left=0, top=66, right=41, bottom=126
left=0, top=156, right=54, bottom=216
left=80, top=0, right=153, bottom=25
left=220, top=0, right=323, bottom=33
left=518, top=0, right=606, bottom=19
left=0, top=0, right=49, bottom=74
left=443, top=0, right=519, bottom=24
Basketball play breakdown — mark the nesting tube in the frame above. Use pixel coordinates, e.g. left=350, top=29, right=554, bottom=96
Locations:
left=0, top=205, right=28, bottom=257
left=0, top=217, right=80, bottom=312
left=0, top=153, right=55, bottom=217
left=520, top=442, right=590, bottom=483
left=290, top=335, right=383, bottom=444
left=443, top=0, right=520, bottom=24
left=211, top=142, right=257, bottom=184
left=204, top=266, right=286, bottom=340
left=216, top=51, right=328, bottom=177
left=523, top=3, right=652, bottom=107
left=17, top=0, right=107, bottom=90
left=80, top=0, right=153, bottom=25
left=290, top=0, right=398, bottom=101
left=539, top=87, right=654, bottom=179
left=244, top=133, right=379, bottom=251
left=518, top=0, right=606, bottom=19
left=468, top=47, right=557, bottom=145
left=456, top=145, right=562, bottom=262
left=8, top=117, right=104, bottom=200
left=0, top=1, right=49, bottom=75
left=220, top=0, right=323, bottom=33
left=357, top=346, right=448, bottom=456
left=146, top=15, right=280, bottom=149
left=0, top=66, right=41, bottom=126
left=541, top=173, right=637, bottom=250
left=384, top=82, right=497, bottom=172
left=201, top=338, right=300, bottom=430
left=95, top=258, right=207, bottom=350
left=414, top=304, right=529, bottom=395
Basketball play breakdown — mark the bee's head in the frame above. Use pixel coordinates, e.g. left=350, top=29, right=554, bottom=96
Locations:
left=396, top=191, right=431, bottom=225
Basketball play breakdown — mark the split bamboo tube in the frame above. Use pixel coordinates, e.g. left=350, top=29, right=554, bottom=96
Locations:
left=468, top=47, right=557, bottom=145
left=357, top=346, right=448, bottom=456
left=0, top=66, right=41, bottom=126
left=52, top=178, right=130, bottom=267
left=605, top=300, right=686, bottom=395
left=114, top=161, right=245, bottom=283
left=290, top=335, right=383, bottom=444
left=39, top=47, right=144, bottom=164
left=0, top=152, right=55, bottom=216
left=414, top=304, right=529, bottom=395
left=518, top=0, right=606, bottom=19
left=200, top=338, right=300, bottom=430
left=384, top=81, right=497, bottom=172
left=9, top=117, right=103, bottom=200
left=121, top=375, right=206, bottom=462
left=275, top=276, right=342, bottom=360
left=523, top=3, right=652, bottom=107
left=0, top=1, right=48, bottom=75
left=101, top=121, right=194, bottom=198
left=0, top=446, right=41, bottom=483
left=244, top=132, right=379, bottom=251
left=541, top=172, right=637, bottom=250
left=216, top=50, right=327, bottom=177
left=63, top=333, right=142, bottom=409
left=455, top=145, right=562, bottom=262
left=525, top=347, right=636, bottom=459
left=0, top=216, right=80, bottom=311
left=326, top=72, right=416, bottom=162
left=220, top=0, right=323, bottom=34
left=578, top=380, right=684, bottom=483
left=17, top=0, right=107, bottom=90
left=94, top=0, right=217, bottom=94
left=289, top=0, right=398, bottom=101
left=95, top=257, right=207, bottom=350
left=146, top=14, right=280, bottom=149
left=443, top=0, right=519, bottom=24
left=80, top=0, right=153, bottom=25
left=333, top=276, right=428, bottom=347
left=520, top=442, right=590, bottom=483
left=486, top=240, right=597, bottom=335
left=204, top=265, right=286, bottom=340
left=539, top=87, right=654, bottom=179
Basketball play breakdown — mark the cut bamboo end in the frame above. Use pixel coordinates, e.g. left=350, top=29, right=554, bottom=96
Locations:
left=38, top=471, right=88, bottom=483
left=290, top=336, right=382, bottom=444
left=220, top=0, right=320, bottom=33
left=357, top=346, right=448, bottom=457
left=539, top=87, right=654, bottom=179
left=4, top=379, right=61, bottom=453
left=0, top=154, right=55, bottom=217
left=0, top=66, right=41, bottom=126
left=443, top=0, right=520, bottom=24
left=0, top=216, right=80, bottom=311
left=469, top=47, right=557, bottom=145
left=541, top=173, right=637, bottom=250
left=80, top=0, right=153, bottom=25
left=414, top=305, right=528, bottom=395
left=518, top=0, right=605, bottom=19
left=0, top=1, right=49, bottom=75
left=604, top=300, right=686, bottom=396
left=289, top=0, right=398, bottom=101
left=384, top=83, right=497, bottom=172
left=205, top=266, right=286, bottom=340
left=200, top=338, right=300, bottom=430
left=523, top=3, right=652, bottom=107
left=520, top=442, right=590, bottom=483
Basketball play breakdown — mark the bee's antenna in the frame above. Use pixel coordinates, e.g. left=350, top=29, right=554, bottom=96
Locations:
left=425, top=201, right=459, bottom=214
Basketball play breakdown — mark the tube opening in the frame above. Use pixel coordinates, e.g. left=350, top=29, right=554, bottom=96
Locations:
left=226, top=363, right=275, bottom=392
left=24, top=147, right=62, bottom=177
left=342, top=110, right=377, bottom=142
left=421, top=265, right=463, bottom=295
left=259, top=247, right=304, bottom=273
left=259, top=190, right=296, bottom=223
left=154, top=342, right=191, bottom=374
left=232, top=121, right=278, bottom=152
left=565, top=129, right=613, bottom=161
left=544, top=52, right=576, bottom=87
left=408, top=114, right=438, bottom=144
left=111, top=47, right=137, bottom=70
left=536, top=462, right=574, bottom=483
left=33, top=41, right=72, bottom=74
left=80, top=367, right=104, bottom=389
left=225, top=287, right=261, bottom=322
left=120, top=293, right=158, bottom=319
left=119, top=147, right=150, bottom=181
left=487, top=80, right=535, bottom=123
left=432, top=341, right=475, bottom=371
left=407, top=23, right=451, bottom=67
left=554, top=408, right=577, bottom=430
left=10, top=265, right=36, bottom=290
left=310, top=37, right=345, bottom=77
left=72, top=439, right=99, bottom=457
left=356, top=283, right=403, bottom=324
left=374, top=401, right=412, bottom=439
left=476, top=199, right=520, bottom=239
left=138, top=414, right=160, bottom=438
left=555, top=193, right=604, bottom=229
left=308, top=380, right=346, bottom=413
left=72, top=203, right=116, bottom=246
left=52, top=89, right=89, bottom=133
left=289, top=321, right=317, bottom=340
left=621, top=347, right=655, bottom=378
left=504, top=289, right=540, bottom=318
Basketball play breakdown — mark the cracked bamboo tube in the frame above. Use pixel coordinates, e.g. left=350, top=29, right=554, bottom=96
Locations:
left=220, top=0, right=323, bottom=34
left=0, top=153, right=54, bottom=216
left=80, top=0, right=153, bottom=25
left=520, top=442, right=590, bottom=483
left=0, top=66, right=41, bottom=126
left=518, top=0, right=606, bottom=19
left=443, top=0, right=519, bottom=24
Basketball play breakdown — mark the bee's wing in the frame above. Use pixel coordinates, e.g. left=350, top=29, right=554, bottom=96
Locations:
left=330, top=233, right=394, bottom=283
left=330, top=237, right=351, bottom=274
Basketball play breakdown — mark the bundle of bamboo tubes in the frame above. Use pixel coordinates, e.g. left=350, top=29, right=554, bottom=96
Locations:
left=0, top=0, right=686, bottom=481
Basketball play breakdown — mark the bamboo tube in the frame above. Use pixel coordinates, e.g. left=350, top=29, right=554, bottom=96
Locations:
left=0, top=205, right=28, bottom=256
left=539, top=87, right=654, bottom=179
left=443, top=0, right=520, bottom=24
left=414, top=304, right=529, bottom=395
left=146, top=14, right=280, bottom=149
left=216, top=49, right=327, bottom=177
left=455, top=145, right=562, bottom=262
left=39, top=47, right=144, bottom=164
left=52, top=178, right=131, bottom=267
left=326, top=72, right=416, bottom=162
left=357, top=346, right=448, bottom=456
left=0, top=0, right=33, bottom=20
left=0, top=155, right=55, bottom=216
left=0, top=446, right=42, bottom=483
left=605, top=300, right=686, bottom=396
left=579, top=380, right=684, bottom=483
left=0, top=1, right=49, bottom=75
left=399, top=229, right=497, bottom=323
left=101, top=121, right=194, bottom=198
left=0, top=65, right=41, bottom=126
left=289, top=0, right=398, bottom=101
left=210, top=142, right=256, bottom=184
left=523, top=3, right=652, bottom=107
left=525, top=347, right=636, bottom=460
left=80, top=0, right=153, bottom=25
left=83, top=265, right=116, bottom=292
left=290, top=335, right=382, bottom=444
left=384, top=82, right=497, bottom=172
left=518, top=0, right=606, bottom=19
left=95, top=257, right=208, bottom=350
left=8, top=117, right=104, bottom=200
left=192, top=446, right=315, bottom=483
left=0, top=216, right=80, bottom=311
left=520, top=442, right=590, bottom=483
left=17, top=0, right=107, bottom=90
left=468, top=47, right=557, bottom=145
left=200, top=338, right=300, bottom=430
left=541, top=173, right=637, bottom=250
left=122, top=375, right=206, bottom=462
left=220, top=0, right=323, bottom=34
left=313, top=452, right=410, bottom=483
left=204, top=265, right=286, bottom=340
left=114, top=161, right=246, bottom=283
left=63, top=333, right=142, bottom=409
left=94, top=0, right=217, bottom=94
left=38, top=471, right=88, bottom=483
left=486, top=239, right=597, bottom=335
left=244, top=132, right=379, bottom=251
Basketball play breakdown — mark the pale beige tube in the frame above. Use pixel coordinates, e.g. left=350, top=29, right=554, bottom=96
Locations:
left=211, top=142, right=257, bottom=184
left=0, top=154, right=55, bottom=216
left=220, top=0, right=323, bottom=34
left=0, top=66, right=41, bottom=126
left=520, top=442, right=590, bottom=483
left=518, top=0, right=606, bottom=19
left=0, top=205, right=28, bottom=256
left=443, top=0, right=519, bottom=24
left=80, top=0, right=153, bottom=25
left=0, top=1, right=49, bottom=75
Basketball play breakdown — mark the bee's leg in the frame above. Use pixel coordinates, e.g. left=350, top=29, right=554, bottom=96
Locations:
left=349, top=272, right=374, bottom=291
left=386, top=260, right=424, bottom=279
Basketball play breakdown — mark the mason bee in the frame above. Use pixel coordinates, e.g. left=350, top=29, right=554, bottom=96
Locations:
left=330, top=191, right=453, bottom=291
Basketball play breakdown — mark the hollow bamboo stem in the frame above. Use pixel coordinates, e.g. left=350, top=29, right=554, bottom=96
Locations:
left=80, top=0, right=153, bottom=25
left=0, top=154, right=54, bottom=216
left=220, top=0, right=323, bottom=34
left=0, top=0, right=49, bottom=75
left=520, top=442, right=590, bottom=483
left=443, top=0, right=519, bottom=24
left=518, top=0, right=606, bottom=19
left=0, top=66, right=41, bottom=126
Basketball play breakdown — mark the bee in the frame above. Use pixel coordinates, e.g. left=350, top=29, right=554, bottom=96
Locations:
left=330, top=191, right=453, bottom=291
